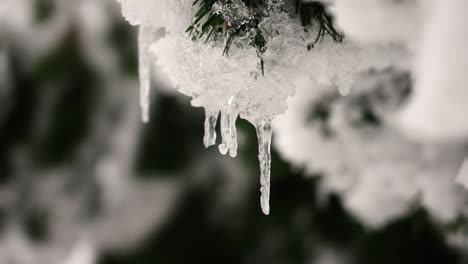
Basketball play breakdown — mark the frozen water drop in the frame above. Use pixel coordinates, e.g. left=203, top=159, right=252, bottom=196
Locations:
left=339, top=85, right=351, bottom=96
left=203, top=109, right=219, bottom=148
left=337, top=77, right=353, bottom=97
left=218, top=144, right=229, bottom=155
left=256, top=118, right=273, bottom=215
left=229, top=146, right=238, bottom=158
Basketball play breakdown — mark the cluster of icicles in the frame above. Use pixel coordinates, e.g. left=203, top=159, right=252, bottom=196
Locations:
left=203, top=109, right=273, bottom=215
left=142, top=85, right=273, bottom=216
left=139, top=29, right=273, bottom=215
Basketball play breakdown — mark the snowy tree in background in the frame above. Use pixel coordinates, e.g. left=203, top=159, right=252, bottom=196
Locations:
left=0, top=0, right=183, bottom=263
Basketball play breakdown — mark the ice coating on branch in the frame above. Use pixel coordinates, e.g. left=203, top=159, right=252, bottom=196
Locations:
left=138, top=24, right=153, bottom=123
left=256, top=118, right=273, bottom=215
left=203, top=109, right=219, bottom=148
left=140, top=1, right=303, bottom=213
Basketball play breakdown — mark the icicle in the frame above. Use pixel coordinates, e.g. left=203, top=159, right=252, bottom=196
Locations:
left=256, top=118, right=273, bottom=215
left=334, top=76, right=353, bottom=97
left=218, top=98, right=238, bottom=157
left=203, top=109, right=219, bottom=148
left=218, top=112, right=229, bottom=155
left=138, top=24, right=153, bottom=123
left=218, top=110, right=238, bottom=157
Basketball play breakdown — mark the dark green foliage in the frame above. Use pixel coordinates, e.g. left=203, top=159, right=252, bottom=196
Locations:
left=0, top=48, right=39, bottom=184
left=356, top=209, right=461, bottom=264
left=186, top=0, right=220, bottom=41
left=108, top=18, right=139, bottom=76
left=297, top=1, right=343, bottom=47
left=34, top=0, right=56, bottom=23
left=135, top=95, right=206, bottom=176
left=187, top=0, right=268, bottom=73
left=32, top=29, right=99, bottom=166
left=33, top=28, right=98, bottom=83
left=307, top=92, right=338, bottom=137
left=22, top=209, right=49, bottom=243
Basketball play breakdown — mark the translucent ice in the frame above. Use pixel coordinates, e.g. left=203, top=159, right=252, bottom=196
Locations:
left=203, top=109, right=219, bottom=148
left=256, top=118, right=273, bottom=215
left=218, top=100, right=238, bottom=158
left=138, top=24, right=153, bottom=123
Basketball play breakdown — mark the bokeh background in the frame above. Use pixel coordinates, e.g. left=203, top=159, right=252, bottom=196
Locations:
left=0, top=0, right=467, bottom=263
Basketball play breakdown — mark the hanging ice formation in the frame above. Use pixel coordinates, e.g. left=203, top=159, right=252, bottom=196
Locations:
left=116, top=0, right=378, bottom=215
left=115, top=0, right=303, bottom=215
left=203, top=107, right=274, bottom=214
left=256, top=119, right=273, bottom=215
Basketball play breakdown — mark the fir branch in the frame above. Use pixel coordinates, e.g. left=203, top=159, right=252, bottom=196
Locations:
left=187, top=0, right=343, bottom=75
left=297, top=1, right=344, bottom=45
left=187, top=0, right=268, bottom=73
left=187, top=0, right=267, bottom=53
